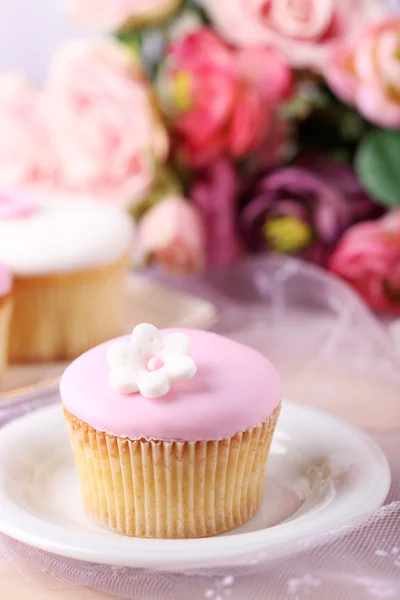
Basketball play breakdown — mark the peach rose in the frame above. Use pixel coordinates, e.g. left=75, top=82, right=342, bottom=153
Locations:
left=67, top=0, right=183, bottom=30
left=330, top=214, right=400, bottom=314
left=45, top=40, right=168, bottom=208
left=203, top=0, right=384, bottom=72
left=139, top=195, right=205, bottom=273
left=327, top=19, right=400, bottom=127
left=0, top=75, right=55, bottom=187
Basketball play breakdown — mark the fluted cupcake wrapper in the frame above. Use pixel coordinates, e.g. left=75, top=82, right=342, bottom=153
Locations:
left=0, top=295, right=12, bottom=380
left=64, top=404, right=281, bottom=539
left=9, top=254, right=128, bottom=363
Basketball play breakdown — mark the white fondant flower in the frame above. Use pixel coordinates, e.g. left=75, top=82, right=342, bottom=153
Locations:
left=106, top=323, right=197, bottom=398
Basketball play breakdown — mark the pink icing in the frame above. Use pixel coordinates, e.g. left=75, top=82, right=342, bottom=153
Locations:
left=0, top=264, right=12, bottom=297
left=0, top=188, right=37, bottom=220
left=60, top=329, right=281, bottom=441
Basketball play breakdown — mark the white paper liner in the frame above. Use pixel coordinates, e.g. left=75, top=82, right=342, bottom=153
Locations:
left=64, top=406, right=280, bottom=538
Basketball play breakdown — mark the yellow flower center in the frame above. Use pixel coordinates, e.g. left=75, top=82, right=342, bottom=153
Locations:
left=171, top=70, right=193, bottom=112
left=263, top=215, right=313, bottom=254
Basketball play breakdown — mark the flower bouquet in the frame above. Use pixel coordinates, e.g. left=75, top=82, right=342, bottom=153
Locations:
left=2, top=0, right=400, bottom=314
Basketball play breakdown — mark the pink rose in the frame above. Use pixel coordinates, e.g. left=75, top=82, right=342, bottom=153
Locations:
left=204, top=0, right=384, bottom=72
left=235, top=47, right=293, bottom=104
left=139, top=196, right=205, bottom=273
left=246, top=116, right=290, bottom=172
left=330, top=214, right=400, bottom=314
left=158, top=28, right=292, bottom=166
left=46, top=40, right=168, bottom=207
left=327, top=19, right=400, bottom=128
left=0, top=75, right=55, bottom=187
left=67, top=0, right=183, bottom=30
left=190, top=159, right=243, bottom=267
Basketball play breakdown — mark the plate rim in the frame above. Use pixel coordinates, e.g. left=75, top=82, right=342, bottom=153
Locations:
left=0, top=377, right=60, bottom=402
left=0, top=401, right=391, bottom=569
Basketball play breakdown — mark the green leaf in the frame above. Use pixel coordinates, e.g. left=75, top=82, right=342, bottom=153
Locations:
left=115, top=31, right=142, bottom=58
left=355, top=129, right=400, bottom=207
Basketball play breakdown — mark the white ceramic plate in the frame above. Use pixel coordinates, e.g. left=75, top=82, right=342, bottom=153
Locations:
left=0, top=402, right=390, bottom=570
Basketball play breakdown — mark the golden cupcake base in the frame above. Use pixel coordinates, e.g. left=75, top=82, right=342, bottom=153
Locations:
left=64, top=404, right=281, bottom=539
left=0, top=294, right=12, bottom=381
left=9, top=255, right=129, bottom=363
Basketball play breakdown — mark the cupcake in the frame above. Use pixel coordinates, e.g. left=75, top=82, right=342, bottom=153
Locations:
left=0, top=189, right=133, bottom=362
left=0, top=264, right=12, bottom=381
left=61, top=324, right=281, bottom=539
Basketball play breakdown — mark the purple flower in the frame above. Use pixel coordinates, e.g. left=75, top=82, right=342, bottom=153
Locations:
left=241, top=166, right=351, bottom=266
left=295, top=154, right=383, bottom=223
left=190, top=159, right=243, bottom=267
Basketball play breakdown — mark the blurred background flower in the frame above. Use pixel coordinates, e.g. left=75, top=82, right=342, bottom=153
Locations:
left=190, top=159, right=243, bottom=268
left=139, top=195, right=205, bottom=274
left=330, top=213, right=400, bottom=314
left=327, top=18, right=400, bottom=127
left=157, top=27, right=292, bottom=166
left=0, top=75, right=56, bottom=187
left=203, top=0, right=384, bottom=72
left=240, top=165, right=351, bottom=266
left=45, top=40, right=168, bottom=207
left=295, top=153, right=383, bottom=222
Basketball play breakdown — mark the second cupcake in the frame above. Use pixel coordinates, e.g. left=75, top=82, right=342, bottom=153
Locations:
left=0, top=189, right=133, bottom=362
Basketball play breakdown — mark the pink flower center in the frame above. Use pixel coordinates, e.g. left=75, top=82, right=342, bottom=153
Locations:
left=147, top=357, right=164, bottom=372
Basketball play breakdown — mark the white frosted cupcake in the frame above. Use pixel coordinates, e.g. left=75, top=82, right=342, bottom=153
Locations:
left=61, top=325, right=281, bottom=539
left=0, top=189, right=133, bottom=362
left=0, top=264, right=12, bottom=380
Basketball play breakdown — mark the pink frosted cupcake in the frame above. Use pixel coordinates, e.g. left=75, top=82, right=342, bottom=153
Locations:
left=0, top=264, right=12, bottom=381
left=61, top=324, right=281, bottom=539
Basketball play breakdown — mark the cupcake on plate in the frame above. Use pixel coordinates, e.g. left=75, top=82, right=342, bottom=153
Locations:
left=0, top=264, right=12, bottom=381
left=61, top=324, right=281, bottom=539
left=0, top=189, right=133, bottom=362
